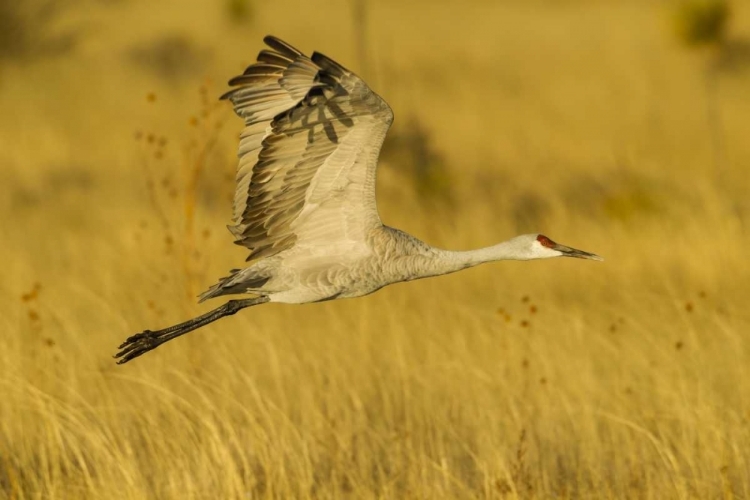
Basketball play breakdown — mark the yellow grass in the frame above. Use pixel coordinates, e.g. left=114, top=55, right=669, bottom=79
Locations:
left=2, top=0, right=750, bottom=498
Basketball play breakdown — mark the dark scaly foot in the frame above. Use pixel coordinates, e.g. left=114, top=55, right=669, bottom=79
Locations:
left=115, top=328, right=179, bottom=364
left=113, top=296, right=270, bottom=365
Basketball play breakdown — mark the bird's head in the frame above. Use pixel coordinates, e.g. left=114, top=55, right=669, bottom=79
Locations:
left=509, top=234, right=603, bottom=261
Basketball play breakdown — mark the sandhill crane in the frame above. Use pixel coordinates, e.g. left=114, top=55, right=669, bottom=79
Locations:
left=115, top=35, right=602, bottom=364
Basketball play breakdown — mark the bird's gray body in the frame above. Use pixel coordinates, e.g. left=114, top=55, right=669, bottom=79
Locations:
left=203, top=226, right=461, bottom=304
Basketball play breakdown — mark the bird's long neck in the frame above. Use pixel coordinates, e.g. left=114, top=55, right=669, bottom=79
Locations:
left=440, top=240, right=530, bottom=267
left=380, top=228, right=531, bottom=283
left=416, top=240, right=531, bottom=280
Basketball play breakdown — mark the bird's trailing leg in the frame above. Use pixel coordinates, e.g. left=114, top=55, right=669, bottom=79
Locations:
left=114, top=296, right=270, bottom=364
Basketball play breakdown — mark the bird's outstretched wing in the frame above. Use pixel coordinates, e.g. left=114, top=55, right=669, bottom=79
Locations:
left=222, top=36, right=394, bottom=261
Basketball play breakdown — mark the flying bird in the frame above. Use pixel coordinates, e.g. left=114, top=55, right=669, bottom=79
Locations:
left=115, top=35, right=602, bottom=364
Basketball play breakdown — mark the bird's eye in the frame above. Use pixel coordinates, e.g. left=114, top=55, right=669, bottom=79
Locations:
left=536, top=235, right=556, bottom=248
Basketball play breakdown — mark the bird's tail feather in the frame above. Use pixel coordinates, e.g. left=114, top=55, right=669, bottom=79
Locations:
left=198, top=269, right=270, bottom=302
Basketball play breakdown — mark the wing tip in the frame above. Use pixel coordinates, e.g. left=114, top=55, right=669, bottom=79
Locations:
left=263, top=35, right=304, bottom=58
left=219, top=88, right=234, bottom=101
left=222, top=36, right=306, bottom=97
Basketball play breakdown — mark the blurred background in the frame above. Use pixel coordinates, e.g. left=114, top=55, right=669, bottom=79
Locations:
left=2, top=0, right=750, bottom=498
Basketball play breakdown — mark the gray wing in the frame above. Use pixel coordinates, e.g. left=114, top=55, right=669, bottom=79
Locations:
left=222, top=36, right=394, bottom=261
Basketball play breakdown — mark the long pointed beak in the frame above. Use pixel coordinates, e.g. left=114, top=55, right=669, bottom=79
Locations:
left=553, top=243, right=604, bottom=261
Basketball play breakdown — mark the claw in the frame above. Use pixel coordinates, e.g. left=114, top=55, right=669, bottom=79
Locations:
left=119, top=329, right=153, bottom=347
left=114, top=330, right=162, bottom=363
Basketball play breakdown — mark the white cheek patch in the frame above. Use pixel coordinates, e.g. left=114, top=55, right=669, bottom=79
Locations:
left=531, top=239, right=561, bottom=259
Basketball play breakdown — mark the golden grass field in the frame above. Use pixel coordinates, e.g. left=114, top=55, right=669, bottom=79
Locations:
left=2, top=0, right=750, bottom=497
